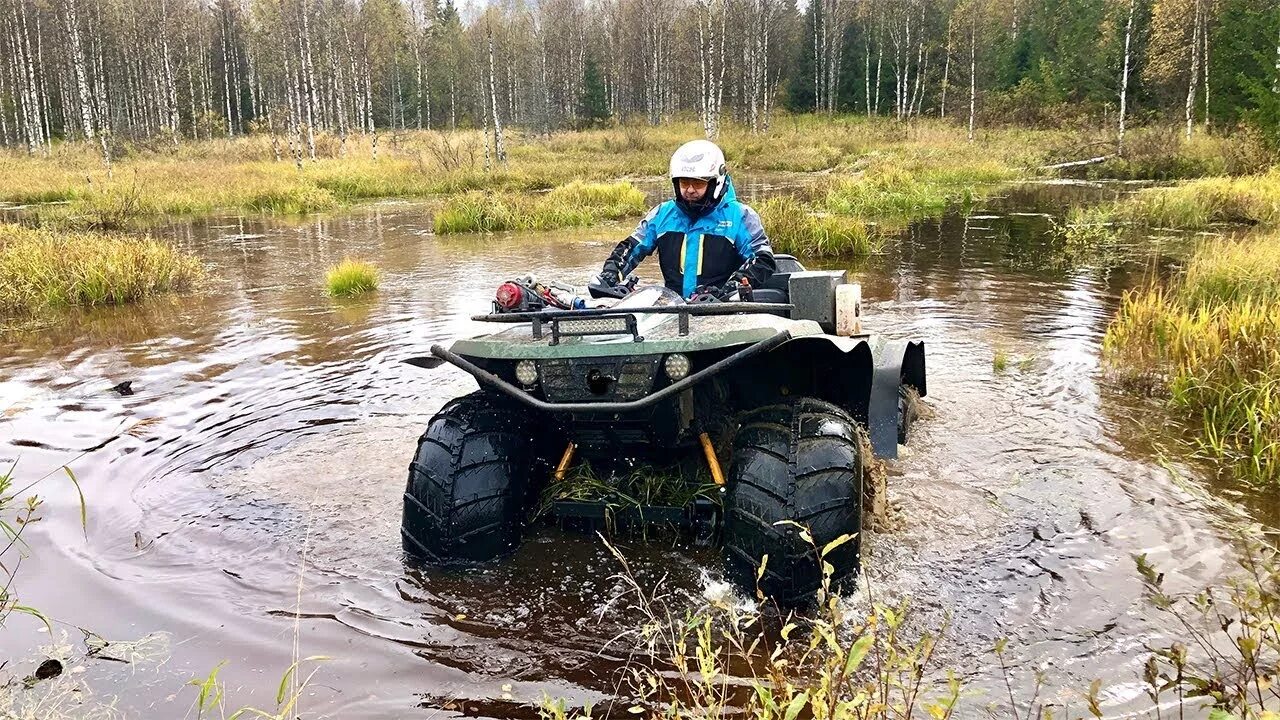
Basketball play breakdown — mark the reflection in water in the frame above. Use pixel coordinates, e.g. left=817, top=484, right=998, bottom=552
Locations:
left=0, top=185, right=1245, bottom=717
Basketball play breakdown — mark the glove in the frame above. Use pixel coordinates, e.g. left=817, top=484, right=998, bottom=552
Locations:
left=691, top=282, right=736, bottom=303
left=599, top=259, right=623, bottom=287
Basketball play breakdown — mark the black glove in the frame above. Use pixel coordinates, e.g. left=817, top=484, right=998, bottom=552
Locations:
left=599, top=259, right=622, bottom=287
left=691, top=282, right=736, bottom=303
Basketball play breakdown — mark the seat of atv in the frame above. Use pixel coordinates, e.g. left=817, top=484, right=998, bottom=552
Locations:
left=750, top=254, right=805, bottom=304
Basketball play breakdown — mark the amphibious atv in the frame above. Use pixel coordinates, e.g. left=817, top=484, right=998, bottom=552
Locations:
left=402, top=255, right=926, bottom=605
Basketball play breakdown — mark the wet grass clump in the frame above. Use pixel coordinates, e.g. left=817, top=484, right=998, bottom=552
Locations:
left=1070, top=168, right=1280, bottom=233
left=0, top=223, right=203, bottom=315
left=1104, top=231, right=1280, bottom=483
left=757, top=196, right=876, bottom=257
left=820, top=155, right=1018, bottom=222
left=433, top=181, right=645, bottom=234
left=324, top=258, right=379, bottom=297
left=536, top=459, right=719, bottom=522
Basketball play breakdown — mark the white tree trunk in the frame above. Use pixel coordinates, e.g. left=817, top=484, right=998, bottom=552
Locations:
left=220, top=7, right=233, bottom=136
left=487, top=22, right=506, bottom=166
left=33, top=4, right=49, bottom=152
left=874, top=24, right=883, bottom=114
left=968, top=12, right=976, bottom=143
left=300, top=0, right=317, bottom=159
left=864, top=26, right=871, bottom=116
left=159, top=0, right=179, bottom=141
left=63, top=0, right=95, bottom=140
left=1202, top=11, right=1210, bottom=132
left=1118, top=0, right=1135, bottom=154
left=1274, top=22, right=1280, bottom=94
left=940, top=14, right=952, bottom=118
left=1185, top=0, right=1201, bottom=140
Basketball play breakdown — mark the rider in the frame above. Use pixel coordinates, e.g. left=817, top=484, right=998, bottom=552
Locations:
left=598, top=140, right=775, bottom=301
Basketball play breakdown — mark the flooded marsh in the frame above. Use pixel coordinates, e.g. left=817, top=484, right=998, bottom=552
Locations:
left=0, top=181, right=1270, bottom=718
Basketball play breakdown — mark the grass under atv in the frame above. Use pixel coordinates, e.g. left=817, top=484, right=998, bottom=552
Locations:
left=535, top=459, right=721, bottom=522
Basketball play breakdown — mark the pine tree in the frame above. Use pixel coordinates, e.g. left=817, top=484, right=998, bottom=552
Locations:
left=578, top=55, right=610, bottom=127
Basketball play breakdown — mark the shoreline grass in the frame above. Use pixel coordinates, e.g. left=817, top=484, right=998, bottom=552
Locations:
left=2, top=119, right=1268, bottom=257
left=1103, top=231, right=1280, bottom=483
left=1066, top=168, right=1280, bottom=237
left=758, top=195, right=877, bottom=256
left=433, top=181, right=646, bottom=234
left=0, top=223, right=203, bottom=315
left=324, top=258, right=379, bottom=297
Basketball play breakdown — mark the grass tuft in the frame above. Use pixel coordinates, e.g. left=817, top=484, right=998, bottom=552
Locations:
left=0, top=223, right=203, bottom=315
left=1074, top=168, right=1280, bottom=232
left=433, top=181, right=646, bottom=234
left=324, top=258, right=379, bottom=297
left=758, top=195, right=876, bottom=257
left=1104, top=231, right=1280, bottom=483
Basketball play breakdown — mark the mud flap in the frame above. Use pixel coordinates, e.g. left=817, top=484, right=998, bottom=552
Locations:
left=867, top=340, right=927, bottom=459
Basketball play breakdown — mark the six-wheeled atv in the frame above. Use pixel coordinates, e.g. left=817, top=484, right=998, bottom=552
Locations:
left=402, top=255, right=926, bottom=605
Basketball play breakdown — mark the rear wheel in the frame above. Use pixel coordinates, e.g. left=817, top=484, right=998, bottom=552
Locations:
left=722, top=397, right=867, bottom=606
left=402, top=392, right=539, bottom=562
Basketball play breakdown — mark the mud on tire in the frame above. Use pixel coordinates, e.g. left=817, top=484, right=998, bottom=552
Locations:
left=402, top=392, right=538, bottom=562
left=722, top=397, right=867, bottom=606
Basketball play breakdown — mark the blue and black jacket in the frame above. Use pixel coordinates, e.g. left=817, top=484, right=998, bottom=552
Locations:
left=604, top=177, right=776, bottom=298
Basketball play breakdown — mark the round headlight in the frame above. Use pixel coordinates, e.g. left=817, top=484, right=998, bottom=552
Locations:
left=664, top=353, right=690, bottom=381
left=515, top=360, right=538, bottom=387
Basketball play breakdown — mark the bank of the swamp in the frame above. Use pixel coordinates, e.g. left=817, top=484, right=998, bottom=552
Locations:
left=1103, top=230, right=1280, bottom=484
left=0, top=223, right=204, bottom=317
left=1064, top=167, right=1280, bottom=240
left=2, top=119, right=1054, bottom=234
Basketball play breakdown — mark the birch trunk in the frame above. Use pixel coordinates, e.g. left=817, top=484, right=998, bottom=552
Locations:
left=1202, top=10, right=1210, bottom=132
left=1185, top=0, right=1201, bottom=140
left=33, top=5, right=50, bottom=152
left=16, top=0, right=42, bottom=153
left=410, top=0, right=423, bottom=129
left=813, top=0, right=821, bottom=110
left=487, top=23, right=506, bottom=166
left=63, top=0, right=95, bottom=140
left=968, top=11, right=975, bottom=143
left=864, top=27, right=871, bottom=116
left=940, top=14, right=952, bottom=118
left=874, top=24, right=883, bottom=114
left=300, top=0, right=318, bottom=159
left=1118, top=0, right=1135, bottom=154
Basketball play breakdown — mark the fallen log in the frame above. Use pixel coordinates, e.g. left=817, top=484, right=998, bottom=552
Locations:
left=1040, top=154, right=1116, bottom=170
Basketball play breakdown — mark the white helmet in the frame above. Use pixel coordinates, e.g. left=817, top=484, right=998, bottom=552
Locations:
left=669, top=139, right=728, bottom=204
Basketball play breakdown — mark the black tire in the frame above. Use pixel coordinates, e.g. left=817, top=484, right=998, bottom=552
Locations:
left=722, top=397, right=866, bottom=606
left=402, top=392, right=538, bottom=563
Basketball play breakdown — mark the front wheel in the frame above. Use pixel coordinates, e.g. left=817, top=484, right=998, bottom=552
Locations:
left=401, top=392, right=539, bottom=562
left=722, top=397, right=867, bottom=607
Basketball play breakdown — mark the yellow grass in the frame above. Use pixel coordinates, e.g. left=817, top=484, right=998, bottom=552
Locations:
left=433, top=181, right=646, bottom=234
left=324, top=258, right=380, bottom=297
left=1104, top=231, right=1280, bottom=483
left=1070, top=168, right=1280, bottom=233
left=0, top=223, right=203, bottom=315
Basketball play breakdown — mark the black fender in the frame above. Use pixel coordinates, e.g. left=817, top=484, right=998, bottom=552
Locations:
left=868, top=340, right=927, bottom=459
left=760, top=335, right=875, bottom=427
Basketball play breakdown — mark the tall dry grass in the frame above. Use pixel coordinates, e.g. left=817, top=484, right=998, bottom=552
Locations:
left=1104, top=232, right=1280, bottom=483
left=1069, top=168, right=1280, bottom=234
left=0, top=223, right=203, bottom=315
left=433, top=181, right=646, bottom=234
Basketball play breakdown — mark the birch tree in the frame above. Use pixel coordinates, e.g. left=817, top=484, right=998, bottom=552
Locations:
left=1118, top=0, right=1136, bottom=153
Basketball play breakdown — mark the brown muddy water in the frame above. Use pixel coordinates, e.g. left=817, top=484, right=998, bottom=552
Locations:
left=0, top=180, right=1253, bottom=718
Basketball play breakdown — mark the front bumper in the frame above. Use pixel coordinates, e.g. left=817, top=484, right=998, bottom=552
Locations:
left=429, top=329, right=792, bottom=414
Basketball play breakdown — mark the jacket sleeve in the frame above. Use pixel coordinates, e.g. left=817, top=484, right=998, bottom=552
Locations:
left=603, top=205, right=660, bottom=276
left=730, top=204, right=776, bottom=289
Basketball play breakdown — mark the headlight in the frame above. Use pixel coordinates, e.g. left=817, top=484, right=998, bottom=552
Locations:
left=664, top=353, right=690, bottom=381
left=515, top=360, right=538, bottom=387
